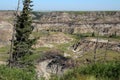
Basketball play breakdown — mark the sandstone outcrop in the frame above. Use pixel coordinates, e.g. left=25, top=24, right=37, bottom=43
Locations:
left=0, top=11, right=120, bottom=47
left=0, top=21, right=13, bottom=47
left=71, top=38, right=120, bottom=53
left=36, top=50, right=74, bottom=80
left=34, top=33, right=73, bottom=48
left=34, top=11, right=120, bottom=36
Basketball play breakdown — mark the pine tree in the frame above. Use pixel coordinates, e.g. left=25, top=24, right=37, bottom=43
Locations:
left=9, top=0, right=35, bottom=67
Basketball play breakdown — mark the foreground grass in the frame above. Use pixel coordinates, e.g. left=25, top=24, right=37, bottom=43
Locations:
left=50, top=61, right=120, bottom=80
left=0, top=65, right=37, bottom=80
left=0, top=46, right=9, bottom=61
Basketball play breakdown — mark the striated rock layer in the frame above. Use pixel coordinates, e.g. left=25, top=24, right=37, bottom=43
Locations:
left=34, top=11, right=120, bottom=36
left=0, top=11, right=120, bottom=47
left=0, top=21, right=13, bottom=47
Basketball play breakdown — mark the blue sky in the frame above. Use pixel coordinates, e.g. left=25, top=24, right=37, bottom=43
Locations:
left=0, top=0, right=120, bottom=11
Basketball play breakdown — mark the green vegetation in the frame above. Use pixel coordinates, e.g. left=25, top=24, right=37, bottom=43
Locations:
left=77, top=49, right=120, bottom=62
left=0, top=46, right=9, bottom=53
left=0, top=1, right=39, bottom=79
left=55, top=43, right=71, bottom=52
left=101, top=35, right=120, bottom=40
left=32, top=31, right=50, bottom=38
left=50, top=62, right=120, bottom=80
left=72, top=33, right=120, bottom=41
left=0, top=9, right=120, bottom=80
left=0, top=46, right=9, bottom=61
left=9, top=0, right=36, bottom=67
left=72, top=33, right=93, bottom=40
left=0, top=65, right=37, bottom=80
left=35, top=47, right=51, bottom=52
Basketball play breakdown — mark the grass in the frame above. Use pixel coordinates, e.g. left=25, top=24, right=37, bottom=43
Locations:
left=50, top=75, right=97, bottom=80
left=50, top=61, right=120, bottom=80
left=93, top=35, right=120, bottom=42
left=53, top=39, right=77, bottom=57
left=0, top=46, right=9, bottom=53
left=0, top=65, right=37, bottom=80
left=76, top=49, right=120, bottom=63
left=73, top=33, right=120, bottom=41
left=32, top=31, right=50, bottom=38
left=78, top=62, right=120, bottom=80
left=32, top=31, right=60, bottom=38
left=71, top=33, right=94, bottom=40
left=0, top=33, right=119, bottom=80
left=35, top=47, right=51, bottom=52
left=55, top=43, right=71, bottom=52
left=0, top=46, right=9, bottom=61
left=54, top=32, right=120, bottom=62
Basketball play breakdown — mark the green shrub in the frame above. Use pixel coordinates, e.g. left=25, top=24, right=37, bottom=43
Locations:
left=50, top=62, right=120, bottom=80
left=79, top=62, right=120, bottom=79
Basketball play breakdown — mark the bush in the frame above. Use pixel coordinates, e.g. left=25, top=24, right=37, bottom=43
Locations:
left=79, top=62, right=120, bottom=79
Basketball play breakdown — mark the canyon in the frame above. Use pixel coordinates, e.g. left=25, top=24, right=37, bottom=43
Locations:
left=0, top=11, right=120, bottom=47
left=0, top=11, right=120, bottom=79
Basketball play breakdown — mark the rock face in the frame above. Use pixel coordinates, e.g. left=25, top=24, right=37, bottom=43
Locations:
left=34, top=33, right=73, bottom=48
left=36, top=50, right=74, bottom=80
left=0, top=21, right=13, bottom=47
left=71, top=38, right=120, bottom=53
left=0, top=11, right=14, bottom=22
left=0, top=11, right=14, bottom=47
left=0, top=11, right=120, bottom=79
left=0, top=11, right=120, bottom=47
left=34, top=11, right=120, bottom=36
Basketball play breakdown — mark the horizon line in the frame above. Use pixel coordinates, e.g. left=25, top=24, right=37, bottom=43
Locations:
left=0, top=10, right=120, bottom=12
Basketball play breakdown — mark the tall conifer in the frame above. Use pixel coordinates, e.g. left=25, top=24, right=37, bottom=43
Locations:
left=9, top=0, right=35, bottom=67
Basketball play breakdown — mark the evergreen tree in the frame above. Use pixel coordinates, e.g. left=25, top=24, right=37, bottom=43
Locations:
left=92, top=32, right=95, bottom=37
left=9, top=0, right=35, bottom=67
